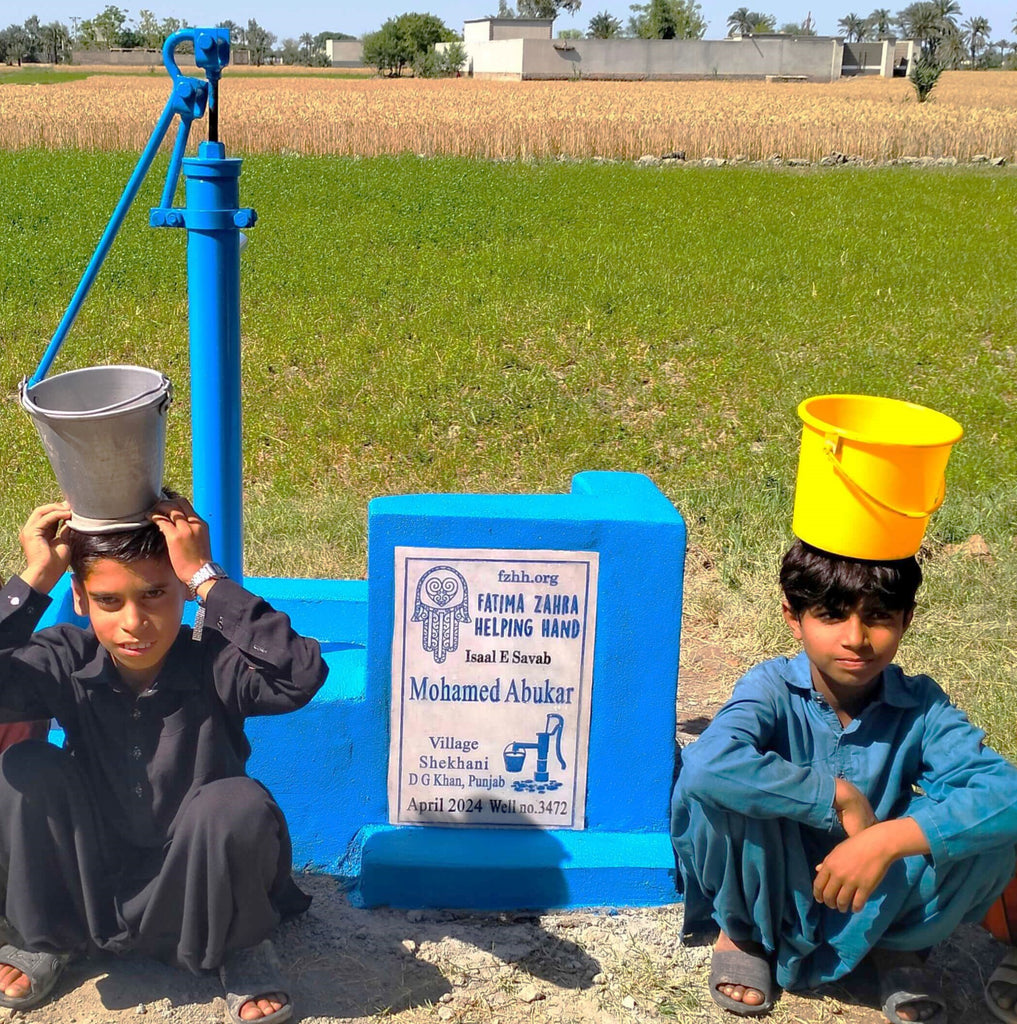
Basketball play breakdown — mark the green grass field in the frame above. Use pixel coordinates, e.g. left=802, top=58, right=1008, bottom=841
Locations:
left=1, top=152, right=1014, bottom=752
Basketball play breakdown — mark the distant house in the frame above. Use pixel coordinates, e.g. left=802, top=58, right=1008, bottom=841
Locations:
left=455, top=18, right=915, bottom=82
left=325, top=38, right=364, bottom=67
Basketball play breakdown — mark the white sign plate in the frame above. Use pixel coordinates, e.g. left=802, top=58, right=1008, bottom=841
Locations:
left=388, top=547, right=599, bottom=829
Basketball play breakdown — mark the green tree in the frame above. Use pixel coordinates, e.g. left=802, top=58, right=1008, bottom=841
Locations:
left=246, top=18, right=275, bottom=65
left=219, top=19, right=244, bottom=45
left=629, top=0, right=706, bottom=38
left=962, top=15, right=990, bottom=66
left=136, top=9, right=164, bottom=47
left=515, top=0, right=583, bottom=16
left=441, top=38, right=467, bottom=73
left=41, top=19, right=70, bottom=61
left=315, top=30, right=355, bottom=48
left=586, top=10, right=621, bottom=35
left=908, top=50, right=942, bottom=99
left=279, top=37, right=300, bottom=63
left=896, top=1, right=957, bottom=59
left=0, top=24, right=31, bottom=64
left=91, top=5, right=129, bottom=47
left=868, top=8, right=893, bottom=37
left=838, top=12, right=868, bottom=40
left=21, top=15, right=42, bottom=59
left=587, top=9, right=622, bottom=35
left=364, top=11, right=458, bottom=75
left=778, top=20, right=816, bottom=34
left=363, top=21, right=412, bottom=75
left=726, top=7, right=776, bottom=35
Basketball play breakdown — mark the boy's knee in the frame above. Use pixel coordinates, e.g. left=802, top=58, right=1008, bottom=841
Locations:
left=0, top=740, right=75, bottom=798
left=178, top=777, right=282, bottom=845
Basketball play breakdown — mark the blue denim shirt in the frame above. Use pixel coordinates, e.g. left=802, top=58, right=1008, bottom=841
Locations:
left=678, top=651, right=1017, bottom=865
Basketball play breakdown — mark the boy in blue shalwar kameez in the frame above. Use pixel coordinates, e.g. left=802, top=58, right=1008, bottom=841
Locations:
left=671, top=540, right=1017, bottom=1021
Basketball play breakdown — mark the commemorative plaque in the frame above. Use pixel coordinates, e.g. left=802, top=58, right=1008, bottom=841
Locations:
left=388, top=546, right=598, bottom=829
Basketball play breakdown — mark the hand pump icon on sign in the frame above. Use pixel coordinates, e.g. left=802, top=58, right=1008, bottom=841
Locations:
left=503, top=714, right=566, bottom=791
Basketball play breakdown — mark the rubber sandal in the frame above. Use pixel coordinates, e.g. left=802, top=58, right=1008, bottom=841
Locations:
left=986, top=948, right=1017, bottom=1024
left=878, top=964, right=947, bottom=1024
left=219, top=939, right=292, bottom=1024
left=709, top=947, right=774, bottom=1016
left=0, top=943, right=70, bottom=1010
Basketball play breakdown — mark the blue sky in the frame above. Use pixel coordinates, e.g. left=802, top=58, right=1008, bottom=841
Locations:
left=7, top=0, right=1016, bottom=46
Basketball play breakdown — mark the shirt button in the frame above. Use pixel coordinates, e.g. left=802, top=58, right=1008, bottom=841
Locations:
left=131, top=746, right=142, bottom=759
left=131, top=707, right=142, bottom=720
left=134, top=784, right=143, bottom=798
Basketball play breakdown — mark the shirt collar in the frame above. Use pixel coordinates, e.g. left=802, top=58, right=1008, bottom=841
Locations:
left=71, top=628, right=202, bottom=693
left=780, top=650, right=919, bottom=709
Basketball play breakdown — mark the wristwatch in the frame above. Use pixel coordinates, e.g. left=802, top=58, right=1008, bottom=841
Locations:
left=186, top=562, right=228, bottom=601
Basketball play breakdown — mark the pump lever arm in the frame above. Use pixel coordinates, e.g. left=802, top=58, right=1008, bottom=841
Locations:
left=30, top=28, right=229, bottom=386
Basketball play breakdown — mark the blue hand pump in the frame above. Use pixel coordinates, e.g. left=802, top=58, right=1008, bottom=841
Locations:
left=31, top=28, right=253, bottom=583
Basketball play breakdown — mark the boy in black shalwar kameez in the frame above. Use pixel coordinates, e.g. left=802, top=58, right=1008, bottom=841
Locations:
left=0, top=495, right=327, bottom=1023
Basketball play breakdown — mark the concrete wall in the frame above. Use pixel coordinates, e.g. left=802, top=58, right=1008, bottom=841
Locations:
left=842, top=39, right=894, bottom=75
left=471, top=35, right=844, bottom=82
left=470, top=37, right=526, bottom=78
left=71, top=47, right=164, bottom=65
left=464, top=17, right=553, bottom=44
left=325, top=39, right=364, bottom=66
left=70, top=46, right=252, bottom=65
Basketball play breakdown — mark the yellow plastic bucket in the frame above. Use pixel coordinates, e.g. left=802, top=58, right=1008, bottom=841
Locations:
left=792, top=394, right=963, bottom=560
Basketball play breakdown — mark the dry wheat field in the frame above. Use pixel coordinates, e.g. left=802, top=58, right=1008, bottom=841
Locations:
left=2, top=69, right=1017, bottom=161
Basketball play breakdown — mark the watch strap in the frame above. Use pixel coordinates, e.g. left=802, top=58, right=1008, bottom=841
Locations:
left=186, top=561, right=228, bottom=601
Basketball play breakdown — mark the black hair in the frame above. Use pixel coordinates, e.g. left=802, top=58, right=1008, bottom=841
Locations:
left=779, top=538, right=922, bottom=618
left=67, top=523, right=169, bottom=580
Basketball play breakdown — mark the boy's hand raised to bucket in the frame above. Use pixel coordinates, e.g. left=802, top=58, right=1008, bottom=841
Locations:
left=149, top=496, right=214, bottom=591
left=19, top=502, right=72, bottom=594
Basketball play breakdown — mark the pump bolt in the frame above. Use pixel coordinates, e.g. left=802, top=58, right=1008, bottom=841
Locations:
left=233, top=209, right=256, bottom=229
left=166, top=210, right=184, bottom=228
left=151, top=210, right=166, bottom=227
left=198, top=34, right=214, bottom=54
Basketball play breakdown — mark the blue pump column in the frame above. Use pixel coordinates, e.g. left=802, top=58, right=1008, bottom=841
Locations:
left=179, top=141, right=256, bottom=582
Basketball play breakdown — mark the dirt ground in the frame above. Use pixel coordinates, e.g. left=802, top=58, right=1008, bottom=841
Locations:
left=11, top=632, right=1011, bottom=1024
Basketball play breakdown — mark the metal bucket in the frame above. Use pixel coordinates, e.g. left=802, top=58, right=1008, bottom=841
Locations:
left=20, top=365, right=172, bottom=533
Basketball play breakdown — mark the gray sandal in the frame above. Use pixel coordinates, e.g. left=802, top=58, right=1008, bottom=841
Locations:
left=0, top=943, right=70, bottom=1010
left=879, top=964, right=948, bottom=1024
left=219, top=939, right=292, bottom=1024
left=709, top=947, right=774, bottom=1016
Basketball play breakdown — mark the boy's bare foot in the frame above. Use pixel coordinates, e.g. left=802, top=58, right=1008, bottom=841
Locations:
left=871, top=949, right=947, bottom=1024
left=220, top=940, right=291, bottom=1024
left=712, top=931, right=770, bottom=1009
left=0, top=963, right=30, bottom=1001
left=985, top=947, right=1017, bottom=1022
left=0, top=946, right=70, bottom=1010
left=238, top=993, right=286, bottom=1020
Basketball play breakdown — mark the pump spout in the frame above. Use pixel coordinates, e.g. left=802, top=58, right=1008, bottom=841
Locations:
left=534, top=714, right=566, bottom=782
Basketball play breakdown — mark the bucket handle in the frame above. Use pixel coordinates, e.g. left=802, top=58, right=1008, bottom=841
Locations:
left=20, top=377, right=172, bottom=419
left=823, top=434, right=945, bottom=520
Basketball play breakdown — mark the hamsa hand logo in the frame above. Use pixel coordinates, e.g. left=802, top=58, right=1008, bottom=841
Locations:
left=412, top=566, right=471, bottom=664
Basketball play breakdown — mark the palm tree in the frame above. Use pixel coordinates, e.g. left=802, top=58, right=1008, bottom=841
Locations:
left=868, top=8, right=893, bottom=37
left=299, top=31, right=315, bottom=62
left=41, top=20, right=68, bottom=62
left=747, top=10, right=776, bottom=32
left=587, top=10, right=622, bottom=36
left=930, top=0, right=962, bottom=49
left=962, top=14, right=990, bottom=66
left=897, top=1, right=954, bottom=59
left=727, top=6, right=753, bottom=34
left=838, top=12, right=868, bottom=40
left=938, top=28, right=966, bottom=66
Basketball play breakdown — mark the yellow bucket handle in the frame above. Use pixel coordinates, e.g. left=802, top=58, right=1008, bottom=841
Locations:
left=823, top=434, right=945, bottom=520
